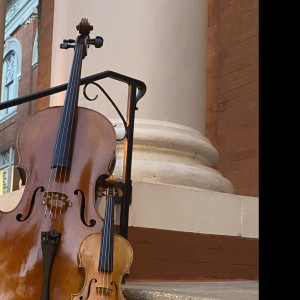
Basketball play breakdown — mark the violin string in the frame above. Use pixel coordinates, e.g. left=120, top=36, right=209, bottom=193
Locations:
left=107, top=193, right=113, bottom=293
left=107, top=192, right=113, bottom=295
left=103, top=193, right=109, bottom=297
left=106, top=194, right=112, bottom=295
left=81, top=44, right=105, bottom=300
left=107, top=192, right=114, bottom=296
left=100, top=191, right=110, bottom=298
left=110, top=190, right=115, bottom=293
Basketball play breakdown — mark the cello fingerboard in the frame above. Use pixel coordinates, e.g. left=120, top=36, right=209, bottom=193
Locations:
left=51, top=42, right=83, bottom=170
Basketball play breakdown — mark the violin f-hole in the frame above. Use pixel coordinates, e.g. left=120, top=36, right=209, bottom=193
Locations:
left=74, top=189, right=96, bottom=227
left=16, top=186, right=44, bottom=222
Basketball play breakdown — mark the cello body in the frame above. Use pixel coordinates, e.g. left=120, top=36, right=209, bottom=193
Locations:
left=0, top=106, right=116, bottom=299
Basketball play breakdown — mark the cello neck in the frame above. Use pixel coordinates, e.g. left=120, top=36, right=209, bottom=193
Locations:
left=51, top=19, right=93, bottom=170
left=51, top=42, right=84, bottom=169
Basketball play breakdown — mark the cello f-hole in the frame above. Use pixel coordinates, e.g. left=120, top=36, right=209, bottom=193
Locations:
left=16, top=186, right=45, bottom=222
left=74, top=189, right=96, bottom=227
left=86, top=278, right=97, bottom=300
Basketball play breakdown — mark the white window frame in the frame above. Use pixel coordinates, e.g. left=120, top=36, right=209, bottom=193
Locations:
left=0, top=146, right=15, bottom=195
left=32, top=29, right=38, bottom=68
left=1, top=37, right=22, bottom=123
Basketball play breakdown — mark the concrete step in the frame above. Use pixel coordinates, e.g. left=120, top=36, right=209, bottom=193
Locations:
left=122, top=281, right=259, bottom=300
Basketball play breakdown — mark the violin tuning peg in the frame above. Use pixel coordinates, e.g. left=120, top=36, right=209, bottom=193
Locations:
left=105, top=175, right=117, bottom=187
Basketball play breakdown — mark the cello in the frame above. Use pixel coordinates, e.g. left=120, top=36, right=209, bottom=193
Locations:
left=0, top=19, right=116, bottom=299
left=71, top=175, right=133, bottom=299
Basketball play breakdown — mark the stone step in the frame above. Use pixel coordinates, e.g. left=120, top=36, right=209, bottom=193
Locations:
left=122, top=281, right=259, bottom=300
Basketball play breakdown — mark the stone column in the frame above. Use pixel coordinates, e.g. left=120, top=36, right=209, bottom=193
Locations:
left=51, top=0, right=233, bottom=193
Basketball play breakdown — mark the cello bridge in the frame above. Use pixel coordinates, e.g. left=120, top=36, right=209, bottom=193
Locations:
left=43, top=192, right=72, bottom=208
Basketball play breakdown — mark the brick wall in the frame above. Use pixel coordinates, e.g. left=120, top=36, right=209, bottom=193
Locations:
left=0, top=19, right=38, bottom=190
left=36, top=0, right=54, bottom=111
left=206, top=0, right=259, bottom=197
left=127, top=226, right=258, bottom=281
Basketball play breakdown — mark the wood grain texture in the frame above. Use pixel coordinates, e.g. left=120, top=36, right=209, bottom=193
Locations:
left=0, top=106, right=116, bottom=299
left=72, top=233, right=133, bottom=299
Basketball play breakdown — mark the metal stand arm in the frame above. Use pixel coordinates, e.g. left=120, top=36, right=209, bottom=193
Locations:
left=0, top=70, right=146, bottom=239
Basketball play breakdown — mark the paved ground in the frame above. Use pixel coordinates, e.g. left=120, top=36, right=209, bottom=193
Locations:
left=122, top=281, right=259, bottom=300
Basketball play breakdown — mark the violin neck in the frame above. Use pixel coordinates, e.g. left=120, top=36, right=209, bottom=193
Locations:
left=51, top=43, right=84, bottom=169
left=98, top=193, right=114, bottom=272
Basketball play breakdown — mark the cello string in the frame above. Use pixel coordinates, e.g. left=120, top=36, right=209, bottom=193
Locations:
left=44, top=42, right=82, bottom=232
left=60, top=42, right=83, bottom=193
left=57, top=43, right=82, bottom=216
left=55, top=42, right=83, bottom=231
left=59, top=42, right=84, bottom=226
left=51, top=44, right=79, bottom=224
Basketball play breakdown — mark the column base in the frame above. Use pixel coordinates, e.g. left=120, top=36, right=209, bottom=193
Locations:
left=112, top=119, right=234, bottom=194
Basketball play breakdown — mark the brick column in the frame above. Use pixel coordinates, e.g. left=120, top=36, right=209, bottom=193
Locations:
left=0, top=0, right=6, bottom=94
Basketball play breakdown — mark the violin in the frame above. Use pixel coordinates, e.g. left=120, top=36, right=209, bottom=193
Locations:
left=71, top=175, right=133, bottom=300
left=0, top=19, right=116, bottom=299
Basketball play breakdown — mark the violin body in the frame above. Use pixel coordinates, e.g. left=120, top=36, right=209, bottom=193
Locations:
left=71, top=233, right=133, bottom=300
left=0, top=106, right=116, bottom=299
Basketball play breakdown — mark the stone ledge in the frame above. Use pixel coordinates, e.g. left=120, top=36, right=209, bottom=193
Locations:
left=122, top=281, right=259, bottom=300
left=0, top=181, right=259, bottom=238
left=129, top=181, right=259, bottom=238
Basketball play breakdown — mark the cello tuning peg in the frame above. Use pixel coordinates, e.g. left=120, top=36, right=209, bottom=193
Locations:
left=87, top=36, right=104, bottom=48
left=60, top=43, right=75, bottom=49
left=94, top=36, right=103, bottom=48
left=63, top=39, right=75, bottom=43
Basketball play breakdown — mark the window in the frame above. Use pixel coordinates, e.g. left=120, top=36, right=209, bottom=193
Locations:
left=0, top=147, right=14, bottom=195
left=1, top=51, right=17, bottom=119
left=1, top=38, right=22, bottom=123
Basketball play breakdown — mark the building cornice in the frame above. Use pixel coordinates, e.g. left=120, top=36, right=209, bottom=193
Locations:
left=5, top=0, right=38, bottom=40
